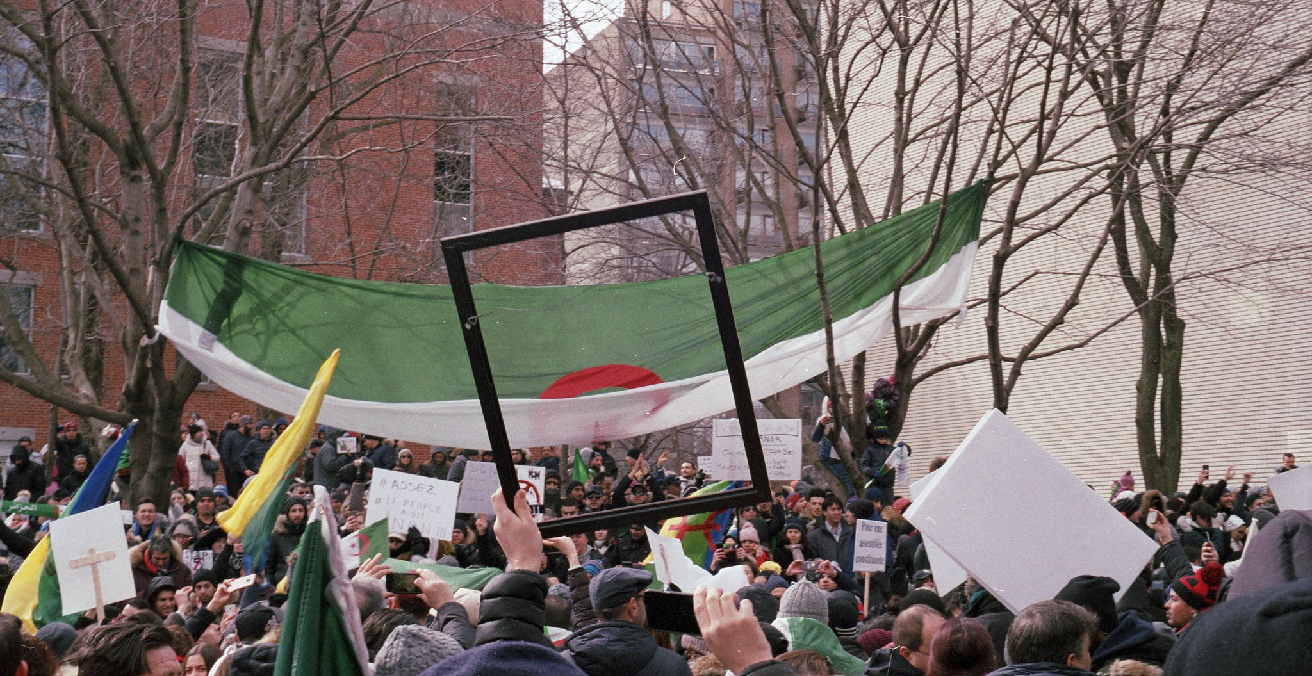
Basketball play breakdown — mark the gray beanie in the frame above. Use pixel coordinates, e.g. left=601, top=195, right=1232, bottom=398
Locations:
left=777, top=580, right=829, bottom=624
left=374, top=624, right=464, bottom=676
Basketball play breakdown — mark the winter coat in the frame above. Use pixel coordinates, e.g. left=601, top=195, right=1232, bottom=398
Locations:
left=241, top=436, right=276, bottom=474
left=3, top=458, right=47, bottom=501
left=1090, top=611, right=1177, bottom=671
left=178, top=436, right=218, bottom=490
left=474, top=570, right=554, bottom=647
left=367, top=442, right=399, bottom=470
left=446, top=454, right=469, bottom=483
left=563, top=621, right=693, bottom=676
left=58, top=468, right=89, bottom=495
left=129, top=539, right=193, bottom=597
left=418, top=459, right=450, bottom=481
left=219, top=429, right=250, bottom=486
left=52, top=435, right=91, bottom=480
left=566, top=566, right=597, bottom=630
left=865, top=647, right=921, bottom=676
left=860, top=442, right=897, bottom=502
left=963, top=589, right=1014, bottom=665
left=311, top=428, right=354, bottom=488
left=604, top=530, right=651, bottom=567
left=807, top=520, right=852, bottom=565
left=267, top=513, right=306, bottom=583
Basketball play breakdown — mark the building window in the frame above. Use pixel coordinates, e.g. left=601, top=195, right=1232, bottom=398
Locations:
left=262, top=160, right=309, bottom=255
left=0, top=33, right=45, bottom=233
left=0, top=284, right=32, bottom=373
left=434, top=84, right=474, bottom=241
left=192, top=49, right=242, bottom=238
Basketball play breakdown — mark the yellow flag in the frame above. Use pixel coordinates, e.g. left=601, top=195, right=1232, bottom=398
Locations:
left=218, top=349, right=340, bottom=536
left=2, top=536, right=50, bottom=632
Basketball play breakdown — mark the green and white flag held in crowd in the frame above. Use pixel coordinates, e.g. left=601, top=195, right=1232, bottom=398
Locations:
left=273, top=486, right=370, bottom=676
left=158, top=182, right=987, bottom=448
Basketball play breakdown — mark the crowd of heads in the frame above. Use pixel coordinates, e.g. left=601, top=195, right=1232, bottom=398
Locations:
left=2, top=410, right=1310, bottom=676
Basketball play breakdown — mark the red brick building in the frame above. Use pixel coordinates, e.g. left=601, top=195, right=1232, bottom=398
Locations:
left=0, top=0, right=555, bottom=459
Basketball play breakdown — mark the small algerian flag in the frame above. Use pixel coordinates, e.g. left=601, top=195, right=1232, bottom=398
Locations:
left=339, top=518, right=389, bottom=567
left=771, top=616, right=866, bottom=675
left=571, top=449, right=589, bottom=485
left=273, top=486, right=370, bottom=676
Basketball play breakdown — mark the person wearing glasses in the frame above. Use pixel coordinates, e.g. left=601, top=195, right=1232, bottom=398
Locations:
left=867, top=604, right=946, bottom=676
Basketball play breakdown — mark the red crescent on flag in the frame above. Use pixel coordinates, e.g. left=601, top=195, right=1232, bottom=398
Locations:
left=538, top=364, right=665, bottom=399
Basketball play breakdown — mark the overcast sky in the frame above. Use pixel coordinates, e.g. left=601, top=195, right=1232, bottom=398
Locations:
left=543, top=0, right=624, bottom=70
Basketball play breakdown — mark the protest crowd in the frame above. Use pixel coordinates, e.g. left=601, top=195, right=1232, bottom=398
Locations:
left=1, top=406, right=1309, bottom=676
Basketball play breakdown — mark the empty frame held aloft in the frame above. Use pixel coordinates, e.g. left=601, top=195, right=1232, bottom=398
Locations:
left=440, top=191, right=773, bottom=538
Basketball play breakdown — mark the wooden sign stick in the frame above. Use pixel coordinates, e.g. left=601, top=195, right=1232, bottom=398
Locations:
left=69, top=547, right=116, bottom=625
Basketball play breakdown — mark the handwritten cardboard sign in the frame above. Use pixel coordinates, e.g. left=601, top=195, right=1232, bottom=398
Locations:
left=457, top=462, right=546, bottom=519
left=366, top=469, right=459, bottom=540
left=182, top=550, right=214, bottom=572
left=709, top=418, right=802, bottom=481
left=851, top=519, right=888, bottom=573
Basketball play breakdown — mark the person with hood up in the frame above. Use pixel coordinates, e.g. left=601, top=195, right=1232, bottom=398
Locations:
left=266, top=497, right=308, bottom=584
left=1053, top=575, right=1175, bottom=672
left=562, top=566, right=693, bottom=676
left=178, top=424, right=217, bottom=490
left=418, top=448, right=451, bottom=480
left=393, top=448, right=420, bottom=474
left=3, top=443, right=46, bottom=501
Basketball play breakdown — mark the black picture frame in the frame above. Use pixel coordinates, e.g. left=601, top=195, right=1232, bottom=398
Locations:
left=440, top=191, right=773, bottom=538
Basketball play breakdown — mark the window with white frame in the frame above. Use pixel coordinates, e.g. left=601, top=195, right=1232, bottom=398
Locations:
left=193, top=49, right=243, bottom=238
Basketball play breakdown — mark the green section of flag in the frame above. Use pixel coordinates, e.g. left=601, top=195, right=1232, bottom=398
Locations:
left=273, top=512, right=368, bottom=676
left=164, top=181, right=986, bottom=402
left=776, top=616, right=866, bottom=675
left=571, top=450, right=589, bottom=485
left=0, top=501, right=58, bottom=518
left=240, top=467, right=297, bottom=568
left=386, top=558, right=502, bottom=591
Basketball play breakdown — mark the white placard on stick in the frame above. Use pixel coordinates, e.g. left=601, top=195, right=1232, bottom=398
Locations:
left=852, top=519, right=888, bottom=573
left=710, top=418, right=802, bottom=481
left=49, top=503, right=136, bottom=616
left=366, top=469, right=459, bottom=541
left=1268, top=462, right=1312, bottom=511
left=903, top=409, right=1159, bottom=613
left=456, top=462, right=546, bottom=518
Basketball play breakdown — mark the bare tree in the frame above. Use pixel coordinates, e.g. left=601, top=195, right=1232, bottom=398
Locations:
left=0, top=0, right=544, bottom=503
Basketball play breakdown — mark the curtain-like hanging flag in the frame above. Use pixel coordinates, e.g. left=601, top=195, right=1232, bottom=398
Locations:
left=158, top=182, right=987, bottom=448
left=656, top=480, right=737, bottom=569
left=2, top=422, right=136, bottom=632
left=272, top=486, right=370, bottom=676
left=217, top=350, right=339, bottom=566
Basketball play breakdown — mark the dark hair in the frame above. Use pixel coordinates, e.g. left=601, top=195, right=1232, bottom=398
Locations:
left=362, top=608, right=416, bottom=660
left=1189, top=500, right=1216, bottom=522
left=926, top=617, right=996, bottom=676
left=186, top=642, right=223, bottom=671
left=1003, top=600, right=1096, bottom=665
left=136, top=498, right=156, bottom=509
left=561, top=497, right=580, bottom=509
left=893, top=604, right=943, bottom=652
left=72, top=624, right=175, bottom=676
left=822, top=496, right=843, bottom=512
left=1284, top=452, right=1295, bottom=459
left=807, top=488, right=827, bottom=500
left=121, top=609, right=164, bottom=626
left=147, top=537, right=174, bottom=557
left=0, top=614, right=23, bottom=676
left=19, top=633, right=60, bottom=676
left=165, top=625, right=194, bottom=661
left=848, top=499, right=876, bottom=521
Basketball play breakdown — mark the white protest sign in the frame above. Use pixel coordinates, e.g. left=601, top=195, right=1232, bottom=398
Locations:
left=903, top=409, right=1158, bottom=613
left=1268, top=462, right=1312, bottom=511
left=908, top=474, right=968, bottom=594
left=366, top=469, right=459, bottom=540
left=710, top=419, right=802, bottom=481
left=48, top=503, right=136, bottom=615
left=456, top=462, right=546, bottom=519
left=852, top=520, right=888, bottom=573
left=182, top=549, right=213, bottom=572
left=339, top=435, right=358, bottom=455
left=456, top=461, right=500, bottom=513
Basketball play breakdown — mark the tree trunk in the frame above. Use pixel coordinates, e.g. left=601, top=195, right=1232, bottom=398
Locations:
left=1135, top=301, right=1166, bottom=490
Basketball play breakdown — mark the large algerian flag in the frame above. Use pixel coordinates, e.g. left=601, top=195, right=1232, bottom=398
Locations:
left=158, top=182, right=986, bottom=448
left=273, top=485, right=370, bottom=676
